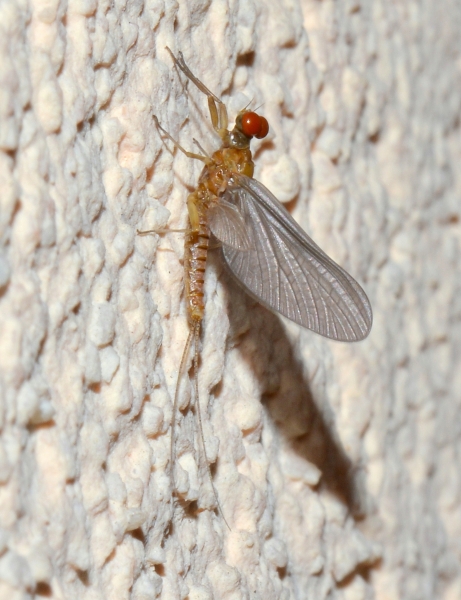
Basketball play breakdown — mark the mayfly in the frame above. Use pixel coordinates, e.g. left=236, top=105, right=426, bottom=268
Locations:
left=147, top=48, right=372, bottom=521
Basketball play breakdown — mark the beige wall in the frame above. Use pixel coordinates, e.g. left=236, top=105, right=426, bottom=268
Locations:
left=0, top=0, right=460, bottom=598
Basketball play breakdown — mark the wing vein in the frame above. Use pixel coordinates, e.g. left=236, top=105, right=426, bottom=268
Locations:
left=212, top=175, right=372, bottom=341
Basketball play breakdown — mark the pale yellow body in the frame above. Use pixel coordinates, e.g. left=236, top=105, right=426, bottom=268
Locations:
left=184, top=147, right=254, bottom=323
left=157, top=49, right=266, bottom=528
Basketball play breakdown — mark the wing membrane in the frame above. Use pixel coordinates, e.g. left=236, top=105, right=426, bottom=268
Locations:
left=208, top=199, right=253, bottom=250
left=214, top=175, right=372, bottom=341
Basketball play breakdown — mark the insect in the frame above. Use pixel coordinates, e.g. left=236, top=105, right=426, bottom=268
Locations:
left=149, top=48, right=372, bottom=522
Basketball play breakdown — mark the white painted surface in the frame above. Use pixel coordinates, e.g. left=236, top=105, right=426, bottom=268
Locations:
left=0, top=0, right=460, bottom=599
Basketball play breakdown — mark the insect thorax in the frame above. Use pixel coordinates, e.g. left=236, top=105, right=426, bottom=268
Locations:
left=198, top=147, right=254, bottom=198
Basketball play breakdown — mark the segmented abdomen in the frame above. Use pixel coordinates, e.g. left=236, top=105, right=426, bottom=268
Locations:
left=184, top=214, right=210, bottom=324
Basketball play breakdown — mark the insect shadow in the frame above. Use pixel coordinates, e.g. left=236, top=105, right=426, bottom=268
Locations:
left=218, top=255, right=367, bottom=519
left=153, top=48, right=372, bottom=528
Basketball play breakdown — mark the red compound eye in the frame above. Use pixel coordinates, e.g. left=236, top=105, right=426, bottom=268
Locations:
left=241, top=112, right=269, bottom=139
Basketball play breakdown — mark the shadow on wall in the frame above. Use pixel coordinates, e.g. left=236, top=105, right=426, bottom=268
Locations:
left=218, top=252, right=368, bottom=520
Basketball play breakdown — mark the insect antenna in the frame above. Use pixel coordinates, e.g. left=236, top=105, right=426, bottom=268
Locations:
left=252, top=101, right=265, bottom=113
left=240, top=99, right=264, bottom=113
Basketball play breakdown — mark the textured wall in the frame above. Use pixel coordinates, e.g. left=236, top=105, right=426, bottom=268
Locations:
left=0, top=0, right=460, bottom=599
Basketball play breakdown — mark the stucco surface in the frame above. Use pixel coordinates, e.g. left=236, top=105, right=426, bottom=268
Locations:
left=0, top=0, right=460, bottom=599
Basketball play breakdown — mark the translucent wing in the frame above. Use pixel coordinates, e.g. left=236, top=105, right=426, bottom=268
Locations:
left=208, top=199, right=253, bottom=250
left=215, top=175, right=372, bottom=341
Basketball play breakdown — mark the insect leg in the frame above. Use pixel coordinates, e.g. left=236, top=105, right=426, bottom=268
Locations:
left=187, top=193, right=201, bottom=233
left=192, top=138, right=211, bottom=159
left=154, top=115, right=211, bottom=163
left=165, top=47, right=229, bottom=139
left=136, top=227, right=188, bottom=236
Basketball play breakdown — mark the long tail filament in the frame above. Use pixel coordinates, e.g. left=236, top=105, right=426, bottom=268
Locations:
left=171, top=321, right=230, bottom=529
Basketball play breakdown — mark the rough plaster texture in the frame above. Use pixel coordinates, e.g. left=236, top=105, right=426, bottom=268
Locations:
left=0, top=0, right=460, bottom=599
